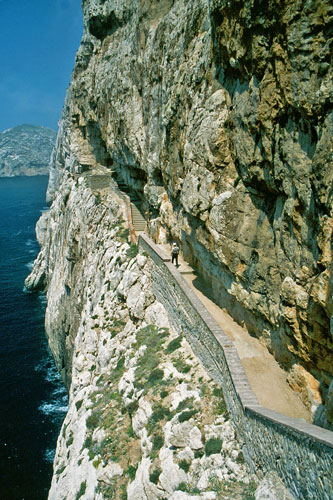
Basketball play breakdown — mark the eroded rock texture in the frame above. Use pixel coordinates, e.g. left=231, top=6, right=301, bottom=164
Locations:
left=47, top=0, right=332, bottom=422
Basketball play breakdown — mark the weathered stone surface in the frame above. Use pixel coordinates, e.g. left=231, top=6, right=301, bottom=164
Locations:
left=44, top=0, right=332, bottom=421
left=26, top=172, right=255, bottom=499
left=159, top=448, right=187, bottom=494
left=255, top=471, right=296, bottom=500
left=25, top=0, right=333, bottom=497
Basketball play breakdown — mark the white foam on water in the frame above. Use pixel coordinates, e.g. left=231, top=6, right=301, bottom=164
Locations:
left=34, top=357, right=49, bottom=373
left=52, top=385, right=67, bottom=397
left=25, top=261, right=34, bottom=270
left=44, top=448, right=56, bottom=463
left=45, top=363, right=62, bottom=384
left=38, top=294, right=47, bottom=306
left=38, top=400, right=68, bottom=417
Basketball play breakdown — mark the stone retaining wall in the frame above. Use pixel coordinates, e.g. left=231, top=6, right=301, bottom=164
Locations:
left=139, top=233, right=333, bottom=500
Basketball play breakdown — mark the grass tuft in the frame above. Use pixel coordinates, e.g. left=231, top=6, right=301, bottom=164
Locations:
left=205, top=437, right=222, bottom=456
left=149, top=467, right=162, bottom=484
left=166, top=336, right=182, bottom=353
left=178, top=409, right=197, bottom=423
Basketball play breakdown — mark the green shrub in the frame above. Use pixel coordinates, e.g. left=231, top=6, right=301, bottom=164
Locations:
left=75, top=480, right=87, bottom=500
left=176, top=482, right=188, bottom=492
left=114, top=356, right=125, bottom=374
left=126, top=400, right=139, bottom=416
left=127, top=464, right=138, bottom=480
left=86, top=410, right=102, bottom=430
left=236, top=450, right=245, bottom=464
left=212, top=386, right=227, bottom=415
left=83, top=434, right=92, bottom=449
left=160, top=390, right=168, bottom=399
left=173, top=355, right=191, bottom=374
left=127, top=423, right=135, bottom=438
left=149, top=467, right=162, bottom=484
left=148, top=368, right=164, bottom=385
left=56, top=464, right=66, bottom=475
left=62, top=423, right=68, bottom=438
left=134, top=325, right=169, bottom=391
left=166, top=336, right=182, bottom=353
left=109, top=391, right=121, bottom=401
left=126, top=244, right=138, bottom=259
left=194, top=449, right=204, bottom=459
left=66, top=434, right=74, bottom=447
left=150, top=406, right=170, bottom=424
left=118, top=227, right=130, bottom=241
left=205, top=437, right=222, bottom=456
left=178, top=409, right=196, bottom=423
left=176, top=398, right=194, bottom=412
left=200, top=383, right=209, bottom=395
left=178, top=459, right=190, bottom=473
left=75, top=400, right=83, bottom=411
left=152, top=434, right=164, bottom=452
left=135, top=353, right=159, bottom=382
left=120, top=485, right=128, bottom=500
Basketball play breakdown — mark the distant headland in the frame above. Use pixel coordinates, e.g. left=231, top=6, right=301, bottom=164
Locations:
left=0, top=124, right=56, bottom=177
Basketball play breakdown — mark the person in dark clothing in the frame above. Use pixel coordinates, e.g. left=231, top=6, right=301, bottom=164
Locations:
left=171, top=242, right=180, bottom=267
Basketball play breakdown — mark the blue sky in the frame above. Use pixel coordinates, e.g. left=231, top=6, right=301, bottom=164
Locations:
left=0, top=0, right=83, bottom=132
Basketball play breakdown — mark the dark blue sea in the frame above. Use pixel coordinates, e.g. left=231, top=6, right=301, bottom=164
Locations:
left=0, top=176, right=68, bottom=500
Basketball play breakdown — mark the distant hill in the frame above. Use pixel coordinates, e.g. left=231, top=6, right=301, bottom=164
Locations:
left=0, top=124, right=56, bottom=177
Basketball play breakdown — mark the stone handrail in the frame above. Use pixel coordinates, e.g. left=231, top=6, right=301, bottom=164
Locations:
left=138, top=233, right=333, bottom=500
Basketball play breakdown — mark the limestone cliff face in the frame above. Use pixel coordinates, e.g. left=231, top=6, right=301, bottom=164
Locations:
left=28, top=173, right=266, bottom=499
left=45, top=0, right=332, bottom=422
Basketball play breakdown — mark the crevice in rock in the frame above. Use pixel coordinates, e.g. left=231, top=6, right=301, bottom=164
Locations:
left=88, top=11, right=122, bottom=40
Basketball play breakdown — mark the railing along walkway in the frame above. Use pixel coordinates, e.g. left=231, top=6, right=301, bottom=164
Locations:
left=138, top=233, right=333, bottom=500
left=156, top=243, right=311, bottom=422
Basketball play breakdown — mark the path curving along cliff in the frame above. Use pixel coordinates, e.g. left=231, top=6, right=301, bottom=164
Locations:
left=26, top=168, right=332, bottom=499
left=126, top=191, right=310, bottom=421
left=25, top=0, right=333, bottom=498
left=47, top=0, right=332, bottom=428
left=138, top=232, right=333, bottom=500
left=27, top=172, right=288, bottom=500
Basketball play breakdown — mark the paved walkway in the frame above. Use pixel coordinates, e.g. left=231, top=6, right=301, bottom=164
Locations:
left=90, top=169, right=311, bottom=423
left=160, top=243, right=311, bottom=422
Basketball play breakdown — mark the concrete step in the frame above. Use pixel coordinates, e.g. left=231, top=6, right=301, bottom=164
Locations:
left=131, top=203, right=146, bottom=231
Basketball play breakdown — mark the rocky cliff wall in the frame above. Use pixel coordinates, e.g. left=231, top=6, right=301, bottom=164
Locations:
left=26, top=169, right=331, bottom=499
left=45, top=0, right=332, bottom=424
left=139, top=233, right=333, bottom=500
left=27, top=173, right=275, bottom=500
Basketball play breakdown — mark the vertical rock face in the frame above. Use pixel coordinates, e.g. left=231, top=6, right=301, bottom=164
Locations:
left=28, top=174, right=265, bottom=500
left=46, top=1, right=332, bottom=420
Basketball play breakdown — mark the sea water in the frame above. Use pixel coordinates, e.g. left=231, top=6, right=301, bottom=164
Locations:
left=0, top=176, right=68, bottom=500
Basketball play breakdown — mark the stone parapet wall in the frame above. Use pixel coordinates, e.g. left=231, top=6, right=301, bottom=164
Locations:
left=139, top=233, right=333, bottom=500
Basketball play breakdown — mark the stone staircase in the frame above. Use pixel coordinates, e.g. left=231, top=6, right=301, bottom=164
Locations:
left=114, top=177, right=146, bottom=236
left=131, top=203, right=146, bottom=234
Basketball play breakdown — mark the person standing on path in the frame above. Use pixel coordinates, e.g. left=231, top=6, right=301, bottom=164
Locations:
left=171, top=242, right=180, bottom=267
